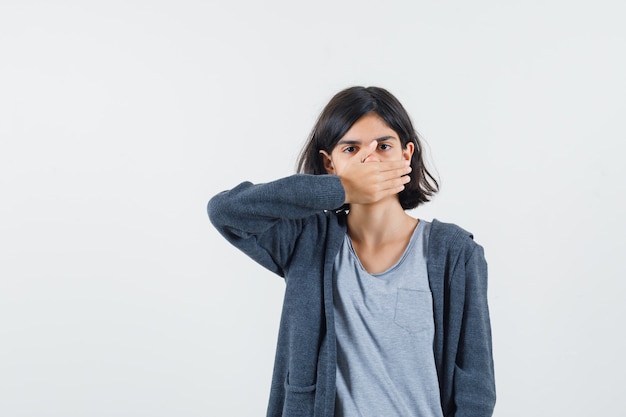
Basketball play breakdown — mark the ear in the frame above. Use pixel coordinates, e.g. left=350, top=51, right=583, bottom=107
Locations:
left=319, top=150, right=335, bottom=174
left=403, top=142, right=415, bottom=162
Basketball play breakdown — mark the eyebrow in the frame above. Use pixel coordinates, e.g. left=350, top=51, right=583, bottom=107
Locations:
left=336, top=136, right=398, bottom=145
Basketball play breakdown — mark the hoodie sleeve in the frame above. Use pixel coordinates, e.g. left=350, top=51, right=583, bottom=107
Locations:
left=207, top=174, right=346, bottom=277
left=453, top=242, right=496, bottom=417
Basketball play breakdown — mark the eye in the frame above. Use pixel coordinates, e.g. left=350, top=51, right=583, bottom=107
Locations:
left=379, top=143, right=392, bottom=150
left=343, top=146, right=357, bottom=153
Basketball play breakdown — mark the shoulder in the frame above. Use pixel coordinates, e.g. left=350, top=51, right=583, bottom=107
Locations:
left=428, top=219, right=484, bottom=262
left=429, top=219, right=474, bottom=244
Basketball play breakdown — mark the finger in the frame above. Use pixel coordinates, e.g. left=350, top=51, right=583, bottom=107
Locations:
left=377, top=164, right=412, bottom=181
left=380, top=176, right=411, bottom=195
left=375, top=160, right=411, bottom=172
left=380, top=173, right=411, bottom=191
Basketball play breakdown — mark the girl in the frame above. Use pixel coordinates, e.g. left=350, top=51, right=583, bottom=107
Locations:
left=208, top=86, right=495, bottom=417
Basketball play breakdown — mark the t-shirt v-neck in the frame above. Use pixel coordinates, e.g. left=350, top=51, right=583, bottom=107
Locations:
left=345, top=220, right=422, bottom=277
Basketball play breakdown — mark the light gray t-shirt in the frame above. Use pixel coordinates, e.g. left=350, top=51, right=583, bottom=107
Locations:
left=333, top=220, right=443, bottom=417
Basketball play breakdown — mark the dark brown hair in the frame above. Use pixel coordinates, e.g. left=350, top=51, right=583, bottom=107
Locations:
left=296, top=86, right=439, bottom=209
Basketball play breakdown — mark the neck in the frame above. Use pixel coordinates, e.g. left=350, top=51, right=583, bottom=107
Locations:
left=346, top=198, right=417, bottom=246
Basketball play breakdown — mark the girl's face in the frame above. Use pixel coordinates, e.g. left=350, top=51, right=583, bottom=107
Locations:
left=319, top=112, right=414, bottom=176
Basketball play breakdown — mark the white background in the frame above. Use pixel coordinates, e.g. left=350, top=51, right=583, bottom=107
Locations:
left=1, top=1, right=625, bottom=416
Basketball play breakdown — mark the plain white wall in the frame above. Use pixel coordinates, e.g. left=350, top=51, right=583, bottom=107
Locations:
left=1, top=1, right=625, bottom=416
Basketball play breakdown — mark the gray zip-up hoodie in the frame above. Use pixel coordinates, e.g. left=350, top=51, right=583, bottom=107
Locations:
left=208, top=174, right=495, bottom=417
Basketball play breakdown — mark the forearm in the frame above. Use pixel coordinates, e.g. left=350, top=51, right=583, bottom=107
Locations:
left=207, top=174, right=345, bottom=275
left=208, top=174, right=345, bottom=234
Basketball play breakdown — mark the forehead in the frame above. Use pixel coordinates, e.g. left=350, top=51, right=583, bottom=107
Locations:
left=341, top=113, right=399, bottom=141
